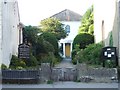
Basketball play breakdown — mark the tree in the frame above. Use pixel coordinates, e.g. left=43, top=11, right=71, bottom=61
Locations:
left=35, top=36, right=55, bottom=56
left=40, top=32, right=59, bottom=55
left=40, top=17, right=67, bottom=40
left=23, top=25, right=41, bottom=45
left=78, top=5, right=94, bottom=35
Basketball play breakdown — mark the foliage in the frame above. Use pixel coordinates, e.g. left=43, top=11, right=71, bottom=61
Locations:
left=9, top=55, right=26, bottom=69
left=39, top=52, right=57, bottom=66
left=72, top=43, right=103, bottom=66
left=1, top=64, right=7, bottom=70
left=78, top=5, right=94, bottom=35
left=36, top=36, right=55, bottom=55
left=22, top=20, right=64, bottom=66
left=72, top=44, right=80, bottom=64
left=40, top=17, right=67, bottom=40
left=15, top=66, right=24, bottom=70
left=26, top=54, right=38, bottom=67
left=23, top=25, right=41, bottom=45
left=104, top=60, right=116, bottom=68
left=109, top=31, right=113, bottom=47
left=73, top=33, right=94, bottom=49
left=40, top=32, right=59, bottom=55
left=9, top=54, right=39, bottom=69
left=47, top=80, right=53, bottom=84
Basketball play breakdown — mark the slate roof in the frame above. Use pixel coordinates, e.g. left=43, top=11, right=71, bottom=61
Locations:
left=50, top=9, right=82, bottom=21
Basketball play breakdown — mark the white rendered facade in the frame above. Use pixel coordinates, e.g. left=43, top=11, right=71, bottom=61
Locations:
left=0, top=0, right=22, bottom=66
left=94, top=0, right=120, bottom=66
left=59, top=21, right=80, bottom=58
left=0, top=1, right=2, bottom=66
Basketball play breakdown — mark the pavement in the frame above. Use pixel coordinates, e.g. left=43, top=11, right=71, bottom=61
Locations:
left=1, top=82, right=118, bottom=89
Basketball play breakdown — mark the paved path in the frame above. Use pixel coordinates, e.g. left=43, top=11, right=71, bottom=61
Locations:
left=1, top=82, right=118, bottom=89
left=55, top=58, right=76, bottom=68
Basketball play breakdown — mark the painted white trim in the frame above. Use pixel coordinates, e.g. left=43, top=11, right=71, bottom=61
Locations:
left=63, top=43, right=65, bottom=58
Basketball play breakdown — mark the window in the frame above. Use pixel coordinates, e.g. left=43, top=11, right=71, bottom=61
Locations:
left=65, top=25, right=70, bottom=33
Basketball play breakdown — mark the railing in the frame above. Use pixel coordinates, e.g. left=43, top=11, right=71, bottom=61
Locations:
left=2, top=70, right=40, bottom=84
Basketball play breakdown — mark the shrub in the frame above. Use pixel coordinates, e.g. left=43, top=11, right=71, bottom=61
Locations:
left=73, top=33, right=94, bottom=49
left=72, top=59, right=77, bottom=65
left=47, top=80, right=53, bottom=84
left=26, top=54, right=38, bottom=67
left=72, top=44, right=80, bottom=62
left=73, top=43, right=103, bottom=66
left=15, top=66, right=24, bottom=70
left=1, top=64, right=7, bottom=70
left=9, top=55, right=26, bottom=69
left=104, top=60, right=116, bottom=68
left=39, top=52, right=57, bottom=66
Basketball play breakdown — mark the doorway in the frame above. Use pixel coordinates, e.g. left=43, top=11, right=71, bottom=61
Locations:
left=65, top=43, right=71, bottom=57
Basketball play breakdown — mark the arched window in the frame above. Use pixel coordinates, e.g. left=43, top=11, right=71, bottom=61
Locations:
left=65, top=25, right=70, bottom=33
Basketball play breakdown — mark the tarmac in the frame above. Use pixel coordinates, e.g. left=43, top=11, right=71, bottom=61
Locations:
left=1, top=82, right=118, bottom=89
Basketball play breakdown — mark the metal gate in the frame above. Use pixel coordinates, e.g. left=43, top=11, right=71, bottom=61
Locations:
left=60, top=68, right=77, bottom=81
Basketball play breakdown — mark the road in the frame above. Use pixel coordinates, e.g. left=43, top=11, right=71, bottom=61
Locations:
left=1, top=82, right=118, bottom=88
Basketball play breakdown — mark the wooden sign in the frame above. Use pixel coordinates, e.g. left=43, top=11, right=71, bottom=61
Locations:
left=18, top=43, right=30, bottom=59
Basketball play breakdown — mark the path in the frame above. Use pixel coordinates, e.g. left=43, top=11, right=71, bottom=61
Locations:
left=55, top=58, right=76, bottom=68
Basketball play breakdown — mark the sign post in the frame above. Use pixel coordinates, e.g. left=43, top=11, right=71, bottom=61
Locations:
left=102, top=46, right=118, bottom=67
left=18, top=43, right=30, bottom=59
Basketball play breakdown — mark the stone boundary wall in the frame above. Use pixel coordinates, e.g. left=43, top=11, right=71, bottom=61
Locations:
left=2, top=63, right=118, bottom=83
left=76, top=64, right=118, bottom=83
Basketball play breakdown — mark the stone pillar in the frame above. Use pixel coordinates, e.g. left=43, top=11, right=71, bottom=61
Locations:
left=41, top=63, right=52, bottom=82
left=63, top=43, right=65, bottom=58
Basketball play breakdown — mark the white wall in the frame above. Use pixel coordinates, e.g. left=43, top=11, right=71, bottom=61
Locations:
left=1, top=0, right=20, bottom=66
left=94, top=0, right=120, bottom=66
left=59, top=21, right=80, bottom=58
left=94, top=0, right=117, bottom=46
left=61, top=21, right=80, bottom=41
left=0, top=1, right=2, bottom=66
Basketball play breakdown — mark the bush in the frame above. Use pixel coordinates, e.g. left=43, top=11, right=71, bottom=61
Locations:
left=39, top=52, right=57, bottom=66
left=72, top=43, right=103, bottom=66
left=72, top=59, right=77, bottom=65
left=47, top=80, right=53, bottom=84
left=9, top=55, right=26, bottom=69
left=1, top=64, right=7, bottom=70
left=26, top=54, right=38, bottom=67
left=73, top=33, right=94, bottom=49
left=104, top=60, right=116, bottom=68
left=15, top=66, right=24, bottom=70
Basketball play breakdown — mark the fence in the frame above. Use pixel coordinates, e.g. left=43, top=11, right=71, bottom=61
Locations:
left=2, top=70, right=39, bottom=84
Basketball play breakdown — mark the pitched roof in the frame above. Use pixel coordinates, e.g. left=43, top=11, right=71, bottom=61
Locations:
left=50, top=9, right=82, bottom=21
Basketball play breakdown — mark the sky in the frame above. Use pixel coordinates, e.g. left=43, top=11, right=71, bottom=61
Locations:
left=17, top=0, right=94, bottom=26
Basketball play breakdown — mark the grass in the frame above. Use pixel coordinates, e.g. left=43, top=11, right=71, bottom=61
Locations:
left=47, top=80, right=53, bottom=84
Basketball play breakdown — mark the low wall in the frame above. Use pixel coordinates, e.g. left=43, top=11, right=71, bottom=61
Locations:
left=2, top=63, right=118, bottom=83
left=76, top=64, right=118, bottom=83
